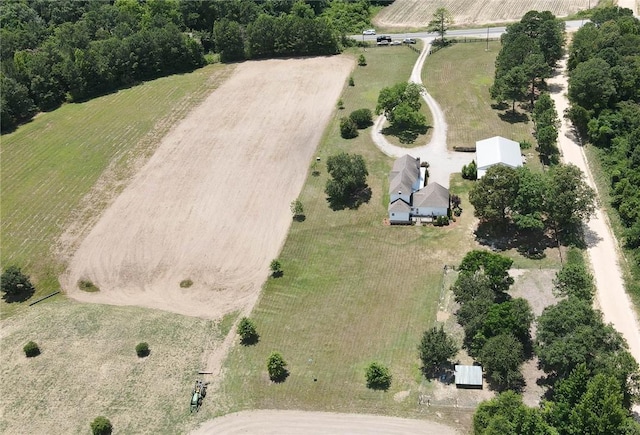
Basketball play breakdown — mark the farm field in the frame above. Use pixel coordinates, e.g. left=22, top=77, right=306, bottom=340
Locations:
left=61, top=56, right=354, bottom=320
left=216, top=43, right=560, bottom=431
left=375, top=0, right=592, bottom=28
left=0, top=300, right=236, bottom=434
left=0, top=64, right=233, bottom=318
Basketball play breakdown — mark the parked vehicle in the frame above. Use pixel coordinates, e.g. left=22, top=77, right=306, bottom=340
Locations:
left=363, top=29, right=376, bottom=35
left=390, top=40, right=402, bottom=45
left=376, top=35, right=392, bottom=43
left=403, top=38, right=417, bottom=44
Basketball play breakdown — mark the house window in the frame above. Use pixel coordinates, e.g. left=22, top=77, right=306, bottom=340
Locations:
left=391, top=213, right=395, bottom=216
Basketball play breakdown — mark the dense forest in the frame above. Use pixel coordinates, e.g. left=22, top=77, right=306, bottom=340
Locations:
left=1, top=0, right=390, bottom=132
left=566, top=7, right=640, bottom=296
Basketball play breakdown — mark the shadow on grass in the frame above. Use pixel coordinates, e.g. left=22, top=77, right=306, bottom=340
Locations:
left=498, top=110, right=530, bottom=124
left=422, top=362, right=456, bottom=385
left=293, top=214, right=306, bottom=222
left=240, top=334, right=260, bottom=346
left=327, top=186, right=372, bottom=211
left=1, top=287, right=35, bottom=304
left=270, top=370, right=290, bottom=383
left=381, top=124, right=430, bottom=144
left=475, top=221, right=556, bottom=255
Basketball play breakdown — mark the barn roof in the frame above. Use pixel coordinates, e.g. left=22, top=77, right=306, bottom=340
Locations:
left=412, top=182, right=449, bottom=208
left=455, top=365, right=483, bottom=387
left=475, top=136, right=522, bottom=174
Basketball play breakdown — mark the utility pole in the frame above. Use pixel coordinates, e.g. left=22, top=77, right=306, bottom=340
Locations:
left=486, top=27, right=489, bottom=51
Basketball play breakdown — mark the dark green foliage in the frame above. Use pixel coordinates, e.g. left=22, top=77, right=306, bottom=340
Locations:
left=90, top=416, right=112, bottom=435
left=214, top=18, right=245, bottom=62
left=427, top=7, right=453, bottom=42
left=358, top=54, right=366, bottom=66
left=319, top=0, right=374, bottom=35
left=461, top=160, right=477, bottom=180
left=23, top=341, right=40, bottom=358
left=238, top=317, right=259, bottom=345
left=458, top=250, right=514, bottom=293
left=365, top=362, right=392, bottom=390
left=474, top=391, right=556, bottom=435
left=532, top=93, right=560, bottom=164
left=267, top=352, right=288, bottom=382
left=478, top=334, right=525, bottom=392
left=135, top=342, right=150, bottom=357
left=348, top=76, right=355, bottom=86
left=553, top=260, right=595, bottom=302
left=290, top=199, right=304, bottom=220
left=469, top=165, right=520, bottom=226
left=568, top=58, right=617, bottom=113
left=324, top=152, right=370, bottom=209
left=340, top=116, right=358, bottom=139
left=418, top=325, right=458, bottom=376
left=434, top=215, right=449, bottom=226
left=269, top=259, right=282, bottom=278
left=545, top=164, right=597, bottom=231
left=1, top=265, right=34, bottom=301
left=375, top=82, right=424, bottom=126
left=349, top=108, right=373, bottom=129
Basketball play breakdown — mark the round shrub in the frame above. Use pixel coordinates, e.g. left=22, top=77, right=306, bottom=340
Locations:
left=348, top=76, right=355, bottom=86
left=179, top=279, right=193, bottom=288
left=365, top=362, right=392, bottom=390
left=135, top=342, right=150, bottom=357
left=238, top=317, right=259, bottom=345
left=349, top=109, right=373, bottom=129
left=267, top=351, right=288, bottom=382
left=23, top=341, right=40, bottom=358
left=91, top=416, right=112, bottom=435
left=340, top=117, right=358, bottom=139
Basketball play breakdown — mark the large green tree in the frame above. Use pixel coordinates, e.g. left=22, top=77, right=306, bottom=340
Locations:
left=324, top=152, right=369, bottom=209
left=474, top=391, right=556, bottom=435
left=375, top=82, right=424, bottom=126
left=544, top=164, right=597, bottom=234
left=418, top=325, right=458, bottom=376
left=458, top=250, right=514, bottom=294
left=427, top=7, right=453, bottom=42
left=478, top=333, right=525, bottom=392
left=469, top=165, right=520, bottom=227
left=0, top=266, right=34, bottom=296
left=568, top=57, right=617, bottom=113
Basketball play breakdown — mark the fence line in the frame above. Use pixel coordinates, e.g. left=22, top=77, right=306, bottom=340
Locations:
left=28, top=290, right=61, bottom=306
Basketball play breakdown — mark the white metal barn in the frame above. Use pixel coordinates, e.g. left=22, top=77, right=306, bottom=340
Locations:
left=476, top=136, right=523, bottom=178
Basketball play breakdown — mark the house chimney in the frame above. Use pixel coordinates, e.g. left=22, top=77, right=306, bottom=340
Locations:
left=398, top=190, right=402, bottom=195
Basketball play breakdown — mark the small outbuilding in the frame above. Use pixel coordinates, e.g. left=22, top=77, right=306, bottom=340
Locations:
left=454, top=364, right=483, bottom=389
left=475, top=136, right=523, bottom=179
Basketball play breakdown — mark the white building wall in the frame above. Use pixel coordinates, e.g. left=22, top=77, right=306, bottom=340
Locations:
left=389, top=210, right=410, bottom=222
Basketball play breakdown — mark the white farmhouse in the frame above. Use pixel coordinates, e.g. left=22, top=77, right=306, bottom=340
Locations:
left=476, top=136, right=523, bottom=178
left=387, top=155, right=449, bottom=224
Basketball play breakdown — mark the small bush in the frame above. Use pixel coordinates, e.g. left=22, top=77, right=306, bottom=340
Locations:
left=348, top=76, right=355, bottom=86
left=270, top=259, right=283, bottom=278
left=340, top=117, right=358, bottom=139
left=267, top=351, right=288, bottom=382
left=434, top=216, right=450, bottom=226
left=78, top=279, right=99, bottom=292
left=337, top=98, right=344, bottom=110
left=23, top=341, right=40, bottom=358
left=461, top=160, right=477, bottom=180
left=179, top=279, right=193, bottom=288
left=365, top=362, right=392, bottom=390
left=349, top=108, right=373, bottom=129
left=91, top=416, right=112, bottom=435
left=135, top=342, right=150, bottom=357
left=358, top=54, right=366, bottom=66
left=519, top=140, right=532, bottom=149
left=453, top=207, right=462, bottom=217
left=238, top=317, right=259, bottom=345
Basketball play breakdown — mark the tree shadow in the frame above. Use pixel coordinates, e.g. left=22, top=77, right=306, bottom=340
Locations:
left=240, top=334, right=260, bottom=346
left=485, top=372, right=526, bottom=393
left=498, top=111, right=530, bottom=124
left=475, top=221, right=557, bottom=255
left=1, top=287, right=35, bottom=303
left=271, top=270, right=284, bottom=278
left=423, top=362, right=456, bottom=384
left=381, top=124, right=430, bottom=144
left=491, top=102, right=509, bottom=111
left=293, top=214, right=306, bottom=222
left=327, top=186, right=372, bottom=211
left=270, top=370, right=290, bottom=383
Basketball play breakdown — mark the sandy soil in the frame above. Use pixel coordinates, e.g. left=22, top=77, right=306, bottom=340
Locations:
left=371, top=39, right=474, bottom=188
left=61, top=57, right=353, bottom=319
left=548, top=56, right=640, bottom=380
left=190, top=410, right=459, bottom=434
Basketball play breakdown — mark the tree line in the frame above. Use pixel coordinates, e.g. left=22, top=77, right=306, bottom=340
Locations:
left=565, top=6, right=640, bottom=290
left=1, top=0, right=387, bottom=132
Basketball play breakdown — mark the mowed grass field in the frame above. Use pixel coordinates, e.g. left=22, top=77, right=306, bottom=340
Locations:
left=0, top=64, right=232, bottom=317
left=423, top=41, right=538, bottom=169
left=0, top=300, right=237, bottom=434
left=217, top=42, right=560, bottom=427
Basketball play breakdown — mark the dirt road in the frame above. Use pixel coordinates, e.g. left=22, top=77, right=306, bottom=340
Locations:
left=62, top=57, right=353, bottom=319
left=547, top=56, right=640, bottom=370
left=191, top=410, right=459, bottom=434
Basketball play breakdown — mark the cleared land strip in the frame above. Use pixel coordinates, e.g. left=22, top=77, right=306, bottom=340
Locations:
left=548, top=56, right=640, bottom=367
left=191, top=410, right=459, bottom=434
left=62, top=57, right=353, bottom=319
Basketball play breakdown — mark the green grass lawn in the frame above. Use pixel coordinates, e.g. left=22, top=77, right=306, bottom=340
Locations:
left=0, top=64, right=232, bottom=317
left=422, top=41, right=539, bottom=170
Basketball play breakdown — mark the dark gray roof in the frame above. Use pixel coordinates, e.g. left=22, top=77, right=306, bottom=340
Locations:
left=388, top=198, right=411, bottom=213
left=455, top=365, right=483, bottom=386
left=389, top=155, right=420, bottom=196
left=412, top=182, right=449, bottom=208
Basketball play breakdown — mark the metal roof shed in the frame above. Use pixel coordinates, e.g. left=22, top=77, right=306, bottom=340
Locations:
left=455, top=364, right=483, bottom=389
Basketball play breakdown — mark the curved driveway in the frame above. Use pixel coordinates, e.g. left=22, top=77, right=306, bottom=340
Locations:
left=371, top=38, right=474, bottom=188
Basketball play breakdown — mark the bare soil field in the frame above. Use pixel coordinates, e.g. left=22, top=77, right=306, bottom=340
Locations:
left=62, top=56, right=353, bottom=320
left=375, top=0, right=591, bottom=28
